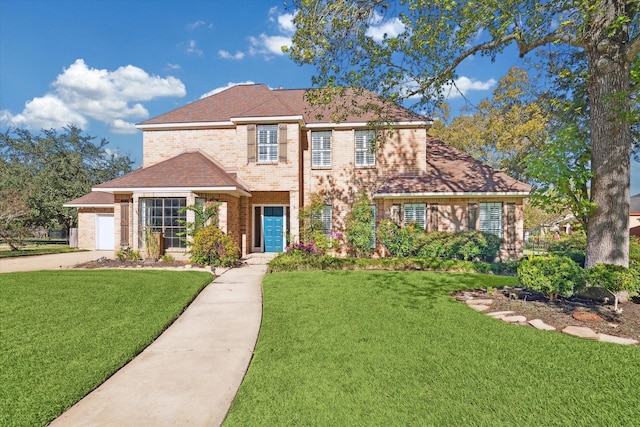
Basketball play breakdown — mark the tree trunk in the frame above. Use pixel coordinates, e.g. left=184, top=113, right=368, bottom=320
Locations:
left=584, top=1, right=632, bottom=268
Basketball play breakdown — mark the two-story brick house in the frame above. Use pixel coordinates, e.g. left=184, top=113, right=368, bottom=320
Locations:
left=65, top=84, right=530, bottom=259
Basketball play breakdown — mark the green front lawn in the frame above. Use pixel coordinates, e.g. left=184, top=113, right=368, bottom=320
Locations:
left=0, top=244, right=82, bottom=258
left=0, top=270, right=212, bottom=427
left=225, top=271, right=640, bottom=426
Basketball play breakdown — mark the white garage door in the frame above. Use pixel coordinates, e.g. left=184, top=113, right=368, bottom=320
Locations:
left=96, top=214, right=115, bottom=250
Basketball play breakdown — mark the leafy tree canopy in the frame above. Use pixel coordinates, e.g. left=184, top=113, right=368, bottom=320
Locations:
left=287, top=0, right=640, bottom=267
left=0, top=126, right=133, bottom=230
left=431, top=66, right=548, bottom=181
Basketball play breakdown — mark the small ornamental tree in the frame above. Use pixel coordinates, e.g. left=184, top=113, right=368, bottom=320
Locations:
left=345, top=192, right=375, bottom=257
left=587, top=264, right=640, bottom=312
left=178, top=201, right=220, bottom=244
left=0, top=190, right=31, bottom=251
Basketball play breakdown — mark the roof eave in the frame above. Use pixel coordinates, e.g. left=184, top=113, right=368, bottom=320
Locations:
left=93, top=186, right=252, bottom=197
left=373, top=191, right=530, bottom=199
left=305, top=120, right=432, bottom=129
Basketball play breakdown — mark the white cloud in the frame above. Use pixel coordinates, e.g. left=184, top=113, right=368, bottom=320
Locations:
left=186, top=40, right=203, bottom=56
left=443, top=76, right=497, bottom=99
left=0, top=59, right=186, bottom=133
left=187, top=20, right=206, bottom=30
left=249, top=34, right=291, bottom=56
left=2, top=94, right=87, bottom=129
left=166, top=63, right=182, bottom=70
left=200, top=81, right=256, bottom=99
left=110, top=119, right=138, bottom=134
left=218, top=50, right=245, bottom=60
left=277, top=12, right=296, bottom=34
left=220, top=8, right=295, bottom=60
left=366, top=11, right=406, bottom=42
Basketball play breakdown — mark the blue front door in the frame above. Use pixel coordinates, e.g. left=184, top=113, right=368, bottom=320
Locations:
left=263, top=206, right=284, bottom=252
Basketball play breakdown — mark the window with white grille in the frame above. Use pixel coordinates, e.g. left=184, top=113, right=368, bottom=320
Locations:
left=355, top=130, right=375, bottom=167
left=311, top=131, right=332, bottom=167
left=257, top=124, right=278, bottom=163
left=479, top=202, right=503, bottom=237
left=404, top=203, right=426, bottom=229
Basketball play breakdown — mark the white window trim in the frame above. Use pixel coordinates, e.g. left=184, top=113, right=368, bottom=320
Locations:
left=403, top=203, right=426, bottom=230
left=311, top=130, right=332, bottom=168
left=355, top=130, right=376, bottom=167
left=479, top=202, right=503, bottom=237
left=257, top=124, right=278, bottom=163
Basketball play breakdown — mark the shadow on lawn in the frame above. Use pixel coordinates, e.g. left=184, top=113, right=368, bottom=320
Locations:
left=351, top=271, right=503, bottom=310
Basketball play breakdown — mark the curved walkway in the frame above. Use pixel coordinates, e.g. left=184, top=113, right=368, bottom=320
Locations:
left=5, top=251, right=268, bottom=427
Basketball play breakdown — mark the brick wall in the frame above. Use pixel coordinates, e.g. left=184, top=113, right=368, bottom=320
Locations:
left=76, top=207, right=114, bottom=250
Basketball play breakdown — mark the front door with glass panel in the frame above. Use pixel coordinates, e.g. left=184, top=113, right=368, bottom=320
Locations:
left=263, top=206, right=284, bottom=252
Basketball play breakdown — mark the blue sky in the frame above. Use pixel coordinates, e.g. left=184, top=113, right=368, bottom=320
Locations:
left=1, top=0, right=638, bottom=194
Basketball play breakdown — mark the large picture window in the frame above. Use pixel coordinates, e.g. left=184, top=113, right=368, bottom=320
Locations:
left=479, top=202, right=503, bottom=237
left=139, top=198, right=187, bottom=249
left=404, top=203, right=426, bottom=229
left=311, top=131, right=332, bottom=167
left=355, top=130, right=376, bottom=167
left=257, top=124, right=278, bottom=163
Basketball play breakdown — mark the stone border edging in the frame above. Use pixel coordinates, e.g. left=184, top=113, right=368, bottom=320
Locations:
left=463, top=296, right=639, bottom=346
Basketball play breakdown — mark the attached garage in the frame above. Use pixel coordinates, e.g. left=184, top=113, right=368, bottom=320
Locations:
left=64, top=192, right=115, bottom=251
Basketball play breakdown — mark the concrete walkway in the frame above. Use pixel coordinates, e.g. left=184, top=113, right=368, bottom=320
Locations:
left=0, top=250, right=113, bottom=273
left=4, top=251, right=269, bottom=427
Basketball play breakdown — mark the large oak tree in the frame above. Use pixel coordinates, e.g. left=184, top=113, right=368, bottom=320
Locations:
left=288, top=0, right=640, bottom=267
left=0, top=126, right=133, bottom=232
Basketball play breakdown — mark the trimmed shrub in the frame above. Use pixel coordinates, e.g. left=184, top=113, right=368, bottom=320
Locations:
left=378, top=220, right=422, bottom=257
left=190, top=225, right=240, bottom=267
left=587, top=263, right=640, bottom=311
left=416, top=230, right=502, bottom=261
left=517, top=255, right=586, bottom=300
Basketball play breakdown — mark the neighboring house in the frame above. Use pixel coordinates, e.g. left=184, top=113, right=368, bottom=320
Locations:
left=630, top=194, right=640, bottom=236
left=65, top=84, right=530, bottom=259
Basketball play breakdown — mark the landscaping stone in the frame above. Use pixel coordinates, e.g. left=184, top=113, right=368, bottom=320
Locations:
left=502, top=315, right=527, bottom=323
left=572, top=311, right=602, bottom=322
left=597, top=334, right=639, bottom=345
left=562, top=326, right=599, bottom=339
left=528, top=319, right=556, bottom=331
left=470, top=304, right=490, bottom=312
left=466, top=299, right=493, bottom=305
left=487, top=311, right=515, bottom=318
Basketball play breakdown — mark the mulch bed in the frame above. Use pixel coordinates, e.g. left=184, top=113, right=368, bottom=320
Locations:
left=452, top=286, right=640, bottom=341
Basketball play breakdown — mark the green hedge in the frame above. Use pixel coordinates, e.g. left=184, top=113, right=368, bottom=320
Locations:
left=267, top=252, right=518, bottom=275
left=377, top=221, right=502, bottom=261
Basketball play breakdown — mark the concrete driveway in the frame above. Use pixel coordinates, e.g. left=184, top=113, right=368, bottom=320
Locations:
left=0, top=250, right=113, bottom=273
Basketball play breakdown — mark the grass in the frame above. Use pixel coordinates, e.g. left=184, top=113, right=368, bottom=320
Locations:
left=225, top=270, right=640, bottom=426
left=0, top=269, right=212, bottom=427
left=0, top=244, right=82, bottom=258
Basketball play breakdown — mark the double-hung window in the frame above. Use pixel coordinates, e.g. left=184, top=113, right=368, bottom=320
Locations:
left=479, top=202, right=503, bottom=237
left=355, top=130, right=376, bottom=167
left=404, top=203, right=426, bottom=229
left=311, top=131, right=332, bottom=167
left=257, top=124, right=278, bottom=163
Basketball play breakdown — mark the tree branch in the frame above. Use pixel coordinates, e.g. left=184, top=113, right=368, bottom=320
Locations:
left=627, top=33, right=640, bottom=61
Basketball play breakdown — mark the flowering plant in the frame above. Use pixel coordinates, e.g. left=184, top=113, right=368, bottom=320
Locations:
left=286, top=241, right=325, bottom=256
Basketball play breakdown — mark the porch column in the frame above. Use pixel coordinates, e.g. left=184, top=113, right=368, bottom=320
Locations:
left=289, top=190, right=300, bottom=244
